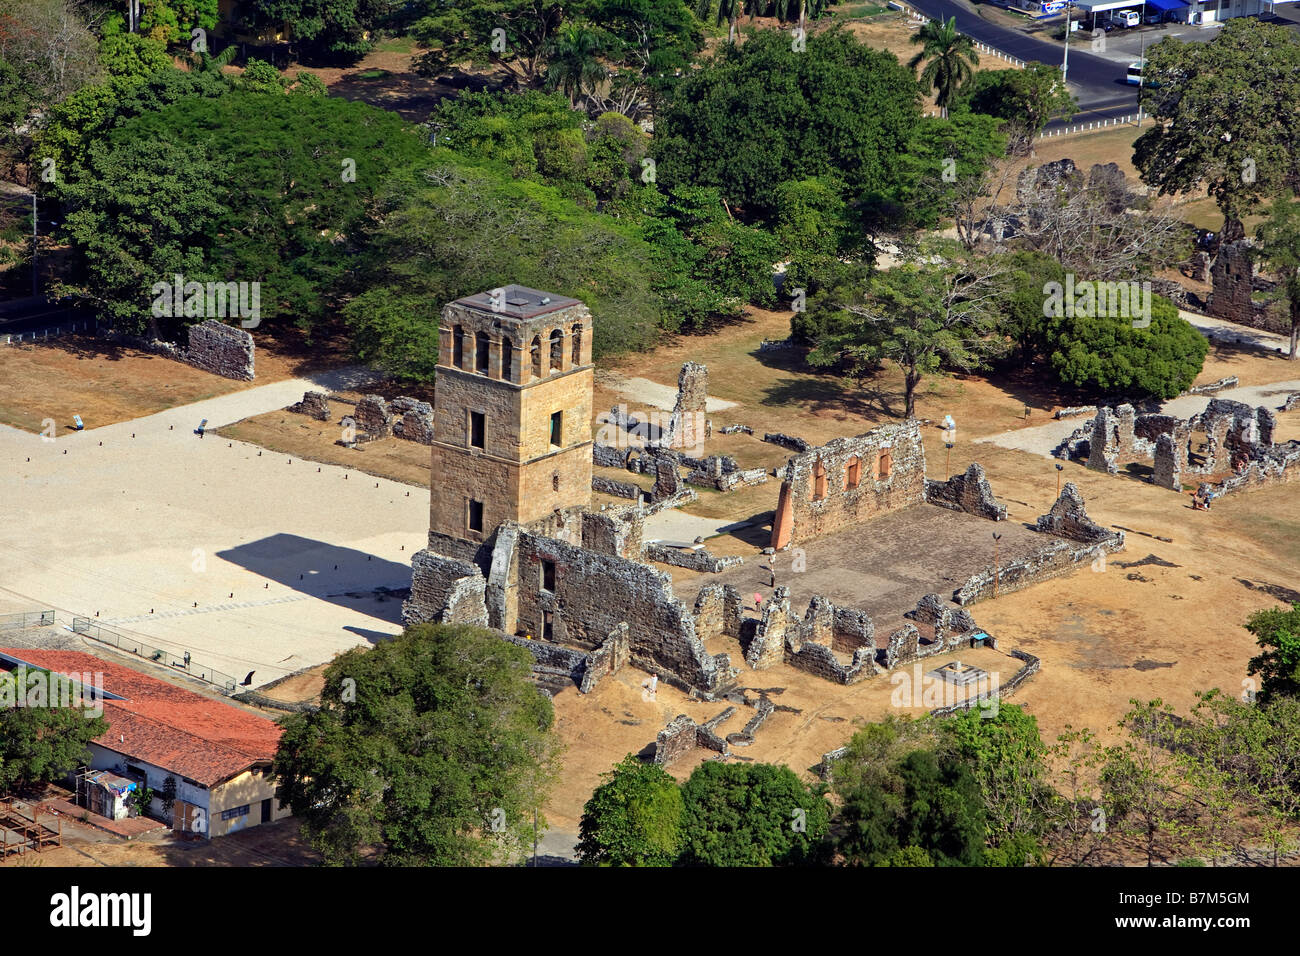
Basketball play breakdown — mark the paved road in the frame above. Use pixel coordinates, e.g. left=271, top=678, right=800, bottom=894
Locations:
left=907, top=0, right=1140, bottom=109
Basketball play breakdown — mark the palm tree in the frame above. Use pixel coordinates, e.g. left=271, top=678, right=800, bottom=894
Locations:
left=545, top=24, right=607, bottom=108
left=696, top=0, right=742, bottom=44
left=908, top=17, right=979, bottom=119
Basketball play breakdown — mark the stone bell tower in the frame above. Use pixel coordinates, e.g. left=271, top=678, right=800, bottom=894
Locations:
left=426, top=285, right=594, bottom=562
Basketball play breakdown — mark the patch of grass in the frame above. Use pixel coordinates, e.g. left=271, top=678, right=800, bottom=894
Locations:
left=373, top=37, right=414, bottom=53
left=355, top=68, right=392, bottom=80
left=834, top=2, right=890, bottom=17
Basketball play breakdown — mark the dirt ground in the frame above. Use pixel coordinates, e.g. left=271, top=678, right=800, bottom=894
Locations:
left=0, top=326, right=354, bottom=434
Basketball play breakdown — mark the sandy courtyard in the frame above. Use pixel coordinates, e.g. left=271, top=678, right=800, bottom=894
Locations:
left=0, top=371, right=427, bottom=689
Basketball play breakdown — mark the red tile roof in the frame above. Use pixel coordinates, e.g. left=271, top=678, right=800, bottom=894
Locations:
left=0, top=649, right=282, bottom=788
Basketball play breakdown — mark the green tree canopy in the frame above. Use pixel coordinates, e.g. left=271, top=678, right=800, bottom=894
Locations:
left=654, top=25, right=922, bottom=220
left=1246, top=602, right=1300, bottom=705
left=0, top=669, right=109, bottom=794
left=807, top=243, right=1009, bottom=418
left=678, top=761, right=830, bottom=866
left=578, top=754, right=684, bottom=866
left=271, top=623, right=561, bottom=866
left=1045, top=294, right=1208, bottom=400
left=953, top=63, right=1075, bottom=153
left=1134, top=18, right=1300, bottom=241
left=1254, top=197, right=1300, bottom=360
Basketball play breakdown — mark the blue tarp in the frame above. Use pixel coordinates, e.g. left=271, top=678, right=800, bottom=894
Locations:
left=1146, top=0, right=1189, bottom=11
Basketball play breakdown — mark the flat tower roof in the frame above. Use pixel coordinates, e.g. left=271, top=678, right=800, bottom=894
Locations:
left=452, top=285, right=582, bottom=320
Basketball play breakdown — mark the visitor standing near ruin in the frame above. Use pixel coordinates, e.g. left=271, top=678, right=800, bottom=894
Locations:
left=768, top=554, right=776, bottom=588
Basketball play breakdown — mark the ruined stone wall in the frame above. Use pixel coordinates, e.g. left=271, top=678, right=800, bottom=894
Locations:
left=764, top=433, right=812, bottom=453
left=952, top=537, right=1122, bottom=606
left=288, top=391, right=331, bottom=421
left=592, top=475, right=644, bottom=500
left=1035, top=483, right=1123, bottom=545
left=390, top=397, right=435, bottom=444
left=771, top=421, right=927, bottom=549
left=580, top=509, right=643, bottom=560
left=743, top=591, right=881, bottom=683
left=693, top=583, right=744, bottom=644
left=1197, top=442, right=1300, bottom=499
left=665, top=362, right=709, bottom=452
left=186, top=319, right=255, bottom=381
left=401, top=550, right=489, bottom=627
left=1208, top=240, right=1284, bottom=333
left=510, top=529, right=727, bottom=691
left=654, top=715, right=700, bottom=765
left=354, top=394, right=393, bottom=440
left=924, top=463, right=1007, bottom=521
left=928, top=649, right=1040, bottom=717
left=642, top=543, right=743, bottom=573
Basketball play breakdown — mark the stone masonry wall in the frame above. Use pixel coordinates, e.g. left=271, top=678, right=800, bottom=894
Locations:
left=401, top=550, right=489, bottom=627
left=924, top=463, right=1007, bottom=521
left=511, top=529, right=728, bottom=692
left=185, top=319, right=255, bottom=380
left=771, top=420, right=927, bottom=549
left=288, top=391, right=331, bottom=421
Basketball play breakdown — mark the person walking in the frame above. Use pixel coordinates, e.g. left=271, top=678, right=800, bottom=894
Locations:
left=768, top=554, right=776, bottom=588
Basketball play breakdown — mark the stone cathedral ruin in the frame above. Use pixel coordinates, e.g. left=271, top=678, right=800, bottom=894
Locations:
left=399, top=287, right=1123, bottom=714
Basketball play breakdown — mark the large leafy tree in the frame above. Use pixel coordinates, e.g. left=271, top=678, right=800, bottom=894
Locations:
left=57, top=136, right=229, bottom=339
left=908, top=16, right=977, bottom=120
left=0, top=669, right=109, bottom=794
left=1245, top=602, right=1300, bottom=705
left=242, top=0, right=396, bottom=64
left=678, top=761, right=830, bottom=866
left=1254, top=198, right=1300, bottom=361
left=1134, top=18, right=1300, bottom=242
left=344, top=155, right=664, bottom=377
left=808, top=243, right=1009, bottom=419
left=272, top=623, right=561, bottom=866
left=941, top=704, right=1053, bottom=862
left=413, top=0, right=576, bottom=83
left=894, top=749, right=987, bottom=866
left=1045, top=294, right=1208, bottom=401
left=57, top=87, right=430, bottom=335
left=654, top=25, right=922, bottom=219
left=954, top=63, right=1075, bottom=154
left=578, top=754, right=684, bottom=866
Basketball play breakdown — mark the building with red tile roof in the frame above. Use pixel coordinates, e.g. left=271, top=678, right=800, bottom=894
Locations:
left=0, top=649, right=292, bottom=838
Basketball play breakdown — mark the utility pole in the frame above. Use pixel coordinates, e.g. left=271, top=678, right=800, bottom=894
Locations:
left=30, top=192, right=37, bottom=297
left=992, top=532, right=1002, bottom=597
left=1061, top=0, right=1073, bottom=83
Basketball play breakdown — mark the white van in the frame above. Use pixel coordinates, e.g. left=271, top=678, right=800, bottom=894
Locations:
left=1114, top=9, right=1142, bottom=27
left=1126, top=59, right=1144, bottom=84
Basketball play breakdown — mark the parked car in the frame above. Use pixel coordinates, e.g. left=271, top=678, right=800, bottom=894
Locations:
left=1113, top=9, right=1141, bottom=27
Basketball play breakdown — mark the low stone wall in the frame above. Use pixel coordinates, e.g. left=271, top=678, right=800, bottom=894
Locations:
left=354, top=394, right=393, bottom=440
left=642, top=543, right=743, bottom=573
left=1187, top=376, right=1239, bottom=395
left=1281, top=393, right=1300, bottom=412
left=592, top=475, right=644, bottom=500
left=686, top=466, right=768, bottom=491
left=952, top=538, right=1122, bottom=606
left=1196, top=442, right=1300, bottom=499
left=763, top=432, right=811, bottom=453
left=1035, top=483, right=1122, bottom=545
left=928, top=649, right=1040, bottom=717
left=1054, top=405, right=1097, bottom=420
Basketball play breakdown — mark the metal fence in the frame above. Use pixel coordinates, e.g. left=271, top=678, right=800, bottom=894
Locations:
left=1038, top=111, right=1146, bottom=138
left=0, top=610, right=56, bottom=630
left=70, top=618, right=238, bottom=694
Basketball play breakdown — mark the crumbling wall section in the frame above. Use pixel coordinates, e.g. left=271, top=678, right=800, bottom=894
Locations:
left=353, top=394, right=393, bottom=440
left=402, top=550, right=489, bottom=627
left=288, top=390, right=331, bottom=421
left=1035, top=483, right=1120, bottom=544
left=580, top=509, right=643, bottom=560
left=390, top=397, right=435, bottom=444
left=693, top=583, right=744, bottom=644
left=952, top=537, right=1123, bottom=606
left=664, top=362, right=709, bottom=452
left=512, top=530, right=727, bottom=691
left=924, top=463, right=1007, bottom=521
left=642, top=543, right=742, bottom=573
